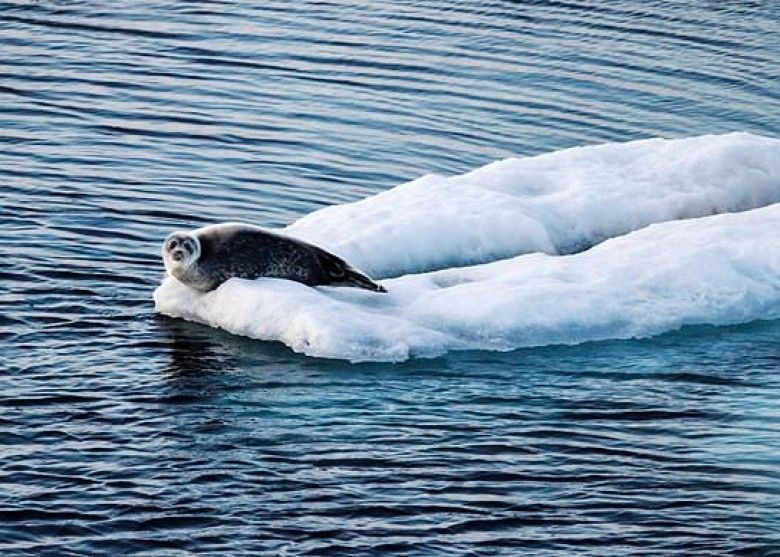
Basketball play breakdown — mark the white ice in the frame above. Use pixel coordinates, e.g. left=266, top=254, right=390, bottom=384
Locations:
left=286, top=132, right=780, bottom=277
left=154, top=133, right=780, bottom=362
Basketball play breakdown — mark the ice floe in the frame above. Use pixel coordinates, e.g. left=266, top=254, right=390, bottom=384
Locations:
left=155, top=133, right=780, bottom=362
left=156, top=203, right=780, bottom=362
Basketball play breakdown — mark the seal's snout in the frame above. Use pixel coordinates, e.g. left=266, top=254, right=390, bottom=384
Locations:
left=172, top=250, right=184, bottom=262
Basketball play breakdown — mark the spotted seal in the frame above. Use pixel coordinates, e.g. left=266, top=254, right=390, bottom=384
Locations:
left=162, top=223, right=386, bottom=293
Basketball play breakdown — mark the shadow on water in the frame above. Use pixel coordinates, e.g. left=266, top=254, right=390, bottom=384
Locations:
left=154, top=313, right=328, bottom=375
left=155, top=314, right=234, bottom=377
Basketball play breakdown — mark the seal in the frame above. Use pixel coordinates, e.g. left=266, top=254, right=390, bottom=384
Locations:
left=161, top=223, right=386, bottom=293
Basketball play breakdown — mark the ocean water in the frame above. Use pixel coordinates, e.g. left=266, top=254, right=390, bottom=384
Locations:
left=2, top=1, right=779, bottom=555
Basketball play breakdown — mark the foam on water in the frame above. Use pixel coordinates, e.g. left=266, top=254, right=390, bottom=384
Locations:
left=154, top=134, right=780, bottom=362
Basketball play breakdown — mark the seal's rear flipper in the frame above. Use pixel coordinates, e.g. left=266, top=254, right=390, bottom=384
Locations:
left=317, top=249, right=387, bottom=293
left=342, top=268, right=387, bottom=293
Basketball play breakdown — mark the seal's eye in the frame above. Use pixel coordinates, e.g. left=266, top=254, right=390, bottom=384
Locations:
left=183, top=241, right=193, bottom=255
left=167, top=239, right=179, bottom=250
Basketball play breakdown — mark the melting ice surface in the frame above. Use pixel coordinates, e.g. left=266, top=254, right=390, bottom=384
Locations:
left=154, top=133, right=780, bottom=362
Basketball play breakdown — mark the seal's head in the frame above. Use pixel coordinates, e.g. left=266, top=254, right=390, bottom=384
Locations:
left=162, top=231, right=200, bottom=276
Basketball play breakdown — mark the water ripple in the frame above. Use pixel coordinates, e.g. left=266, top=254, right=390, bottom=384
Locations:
left=2, top=0, right=780, bottom=554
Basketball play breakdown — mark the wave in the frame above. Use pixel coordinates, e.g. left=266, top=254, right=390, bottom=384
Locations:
left=154, top=133, right=780, bottom=362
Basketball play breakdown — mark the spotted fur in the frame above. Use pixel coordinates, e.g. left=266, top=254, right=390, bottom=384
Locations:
left=162, top=223, right=386, bottom=293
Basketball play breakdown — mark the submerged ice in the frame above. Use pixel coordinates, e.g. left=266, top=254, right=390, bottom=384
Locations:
left=154, top=133, right=780, bottom=362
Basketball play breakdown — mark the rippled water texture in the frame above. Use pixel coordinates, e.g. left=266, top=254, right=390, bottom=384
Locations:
left=2, top=1, right=779, bottom=554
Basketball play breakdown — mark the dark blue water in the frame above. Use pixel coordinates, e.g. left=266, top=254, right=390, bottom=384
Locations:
left=2, top=1, right=779, bottom=554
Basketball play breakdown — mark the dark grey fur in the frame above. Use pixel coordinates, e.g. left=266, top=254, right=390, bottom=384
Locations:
left=164, top=224, right=386, bottom=293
